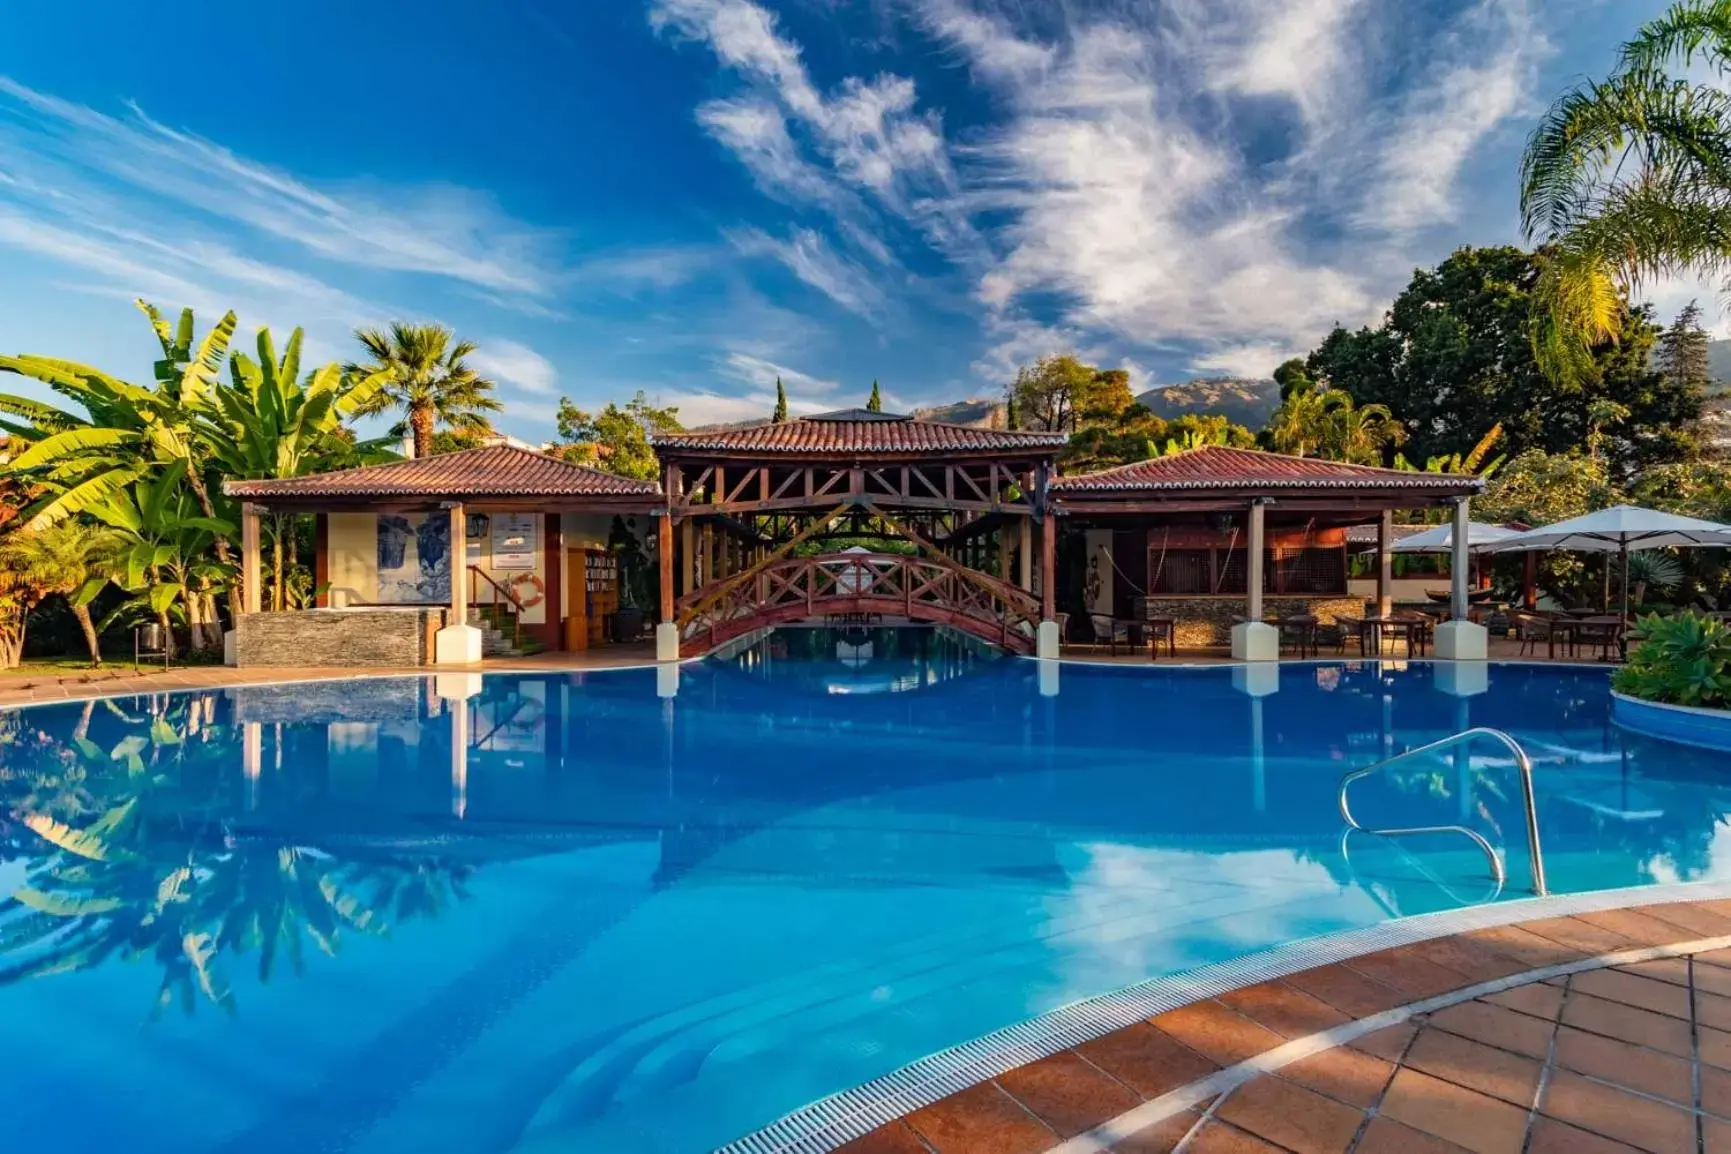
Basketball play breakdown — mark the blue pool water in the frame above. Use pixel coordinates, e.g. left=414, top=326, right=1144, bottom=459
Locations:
left=3, top=629, right=1731, bottom=1153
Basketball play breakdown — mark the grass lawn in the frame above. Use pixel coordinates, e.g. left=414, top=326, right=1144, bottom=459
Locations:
left=0, top=657, right=137, bottom=679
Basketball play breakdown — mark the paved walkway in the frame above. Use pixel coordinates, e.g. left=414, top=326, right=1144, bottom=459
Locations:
left=0, top=644, right=660, bottom=707
left=840, top=899, right=1731, bottom=1154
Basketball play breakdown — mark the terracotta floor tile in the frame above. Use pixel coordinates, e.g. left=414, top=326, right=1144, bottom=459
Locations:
left=1483, top=981, right=1565, bottom=1021
left=1213, top=1077, right=1363, bottom=1154
left=1553, top=1025, right=1695, bottom=1105
left=1278, top=1044, right=1394, bottom=1108
left=835, top=1122, right=935, bottom=1154
left=904, top=1082, right=1057, bottom=1154
left=1402, top=1026, right=1543, bottom=1107
left=1378, top=1067, right=1529, bottom=1153
left=1698, top=990, right=1731, bottom=1036
left=1539, top=1069, right=1698, bottom=1152
left=1283, top=964, right=1408, bottom=1017
left=1428, top=998, right=1556, bottom=1059
left=1353, top=1115, right=1471, bottom=1153
left=1702, top=1025, right=1731, bottom=1071
left=994, top=1052, right=1141, bottom=1139
left=1106, top=1108, right=1202, bottom=1153
left=1695, top=946, right=1731, bottom=973
left=1182, top=1120, right=1286, bottom=1152
left=1638, top=900, right=1731, bottom=939
left=1519, top=916, right=1640, bottom=955
left=1345, top=946, right=1476, bottom=998
left=1707, top=1116, right=1731, bottom=1153
left=1525, top=1116, right=1643, bottom=1154
left=1405, top=935, right=1530, bottom=983
left=1147, top=1002, right=1284, bottom=1068
left=1348, top=1022, right=1418, bottom=1063
left=1560, top=991, right=1694, bottom=1057
left=1693, top=960, right=1731, bottom=1001
left=1614, top=956, right=1693, bottom=989
left=1216, top=981, right=1350, bottom=1039
left=1576, top=907, right=1700, bottom=947
left=1701, top=1063, right=1731, bottom=1119
left=1571, top=967, right=1693, bottom=1020
left=1074, top=1022, right=1219, bottom=1099
left=1107, top=1108, right=1202, bottom=1153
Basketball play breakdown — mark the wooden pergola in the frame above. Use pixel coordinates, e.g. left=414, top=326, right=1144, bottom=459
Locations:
left=649, top=409, right=1068, bottom=657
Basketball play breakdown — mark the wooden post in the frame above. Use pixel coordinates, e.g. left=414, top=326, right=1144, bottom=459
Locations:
left=998, top=529, right=1012, bottom=582
left=699, top=524, right=714, bottom=588
left=658, top=513, right=674, bottom=623
left=241, top=503, right=262, bottom=615
left=313, top=514, right=329, bottom=608
left=449, top=503, right=467, bottom=625
left=1020, top=517, right=1032, bottom=590
left=1040, top=510, right=1056, bottom=622
left=1376, top=508, right=1393, bottom=618
left=681, top=519, right=695, bottom=595
left=1523, top=549, right=1538, bottom=610
left=1247, top=500, right=1266, bottom=621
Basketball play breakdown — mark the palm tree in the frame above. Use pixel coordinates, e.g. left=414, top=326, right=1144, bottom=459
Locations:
left=0, top=521, right=120, bottom=666
left=346, top=323, right=501, bottom=459
left=1519, top=0, right=1731, bottom=383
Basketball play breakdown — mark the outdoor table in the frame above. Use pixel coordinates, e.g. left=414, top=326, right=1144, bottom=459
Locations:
left=1575, top=615, right=1626, bottom=661
left=1358, top=615, right=1428, bottom=658
left=1274, top=614, right=1320, bottom=658
left=1144, top=615, right=1176, bottom=660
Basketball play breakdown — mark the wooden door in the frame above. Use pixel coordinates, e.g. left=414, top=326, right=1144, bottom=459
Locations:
left=565, top=549, right=588, bottom=651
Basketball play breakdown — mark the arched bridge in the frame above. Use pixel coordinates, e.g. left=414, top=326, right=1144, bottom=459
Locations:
left=676, top=552, right=1043, bottom=656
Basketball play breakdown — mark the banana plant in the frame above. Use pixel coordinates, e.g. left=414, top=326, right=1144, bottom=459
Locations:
left=198, top=326, right=395, bottom=610
left=85, top=462, right=233, bottom=654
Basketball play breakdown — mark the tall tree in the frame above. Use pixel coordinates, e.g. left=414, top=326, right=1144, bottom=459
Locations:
left=1519, top=0, right=1731, bottom=383
left=555, top=391, right=681, bottom=481
left=1302, top=246, right=1702, bottom=475
left=1007, top=354, right=1107, bottom=433
left=773, top=377, right=788, bottom=423
left=346, top=323, right=501, bottom=459
left=0, top=522, right=120, bottom=666
left=1657, top=301, right=1714, bottom=397
left=866, top=379, right=883, bottom=412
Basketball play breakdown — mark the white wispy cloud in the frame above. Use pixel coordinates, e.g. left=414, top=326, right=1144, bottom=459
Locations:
left=727, top=226, right=886, bottom=316
left=719, top=351, right=840, bottom=394
left=472, top=339, right=559, bottom=395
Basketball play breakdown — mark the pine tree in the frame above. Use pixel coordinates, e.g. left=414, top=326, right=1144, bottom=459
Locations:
left=866, top=379, right=883, bottom=412
left=773, top=377, right=788, bottom=423
left=1657, top=301, right=1713, bottom=398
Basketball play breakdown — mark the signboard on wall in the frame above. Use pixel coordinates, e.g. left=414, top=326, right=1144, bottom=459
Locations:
left=490, top=513, right=538, bottom=570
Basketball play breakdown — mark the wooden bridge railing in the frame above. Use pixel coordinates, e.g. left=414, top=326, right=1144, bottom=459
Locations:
left=675, top=552, right=1043, bottom=655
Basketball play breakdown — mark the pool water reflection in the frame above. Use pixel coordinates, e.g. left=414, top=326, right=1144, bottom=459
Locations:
left=1, top=629, right=1728, bottom=1153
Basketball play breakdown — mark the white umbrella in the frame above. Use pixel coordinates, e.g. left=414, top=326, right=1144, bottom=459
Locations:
left=1486, top=504, right=1731, bottom=625
left=1391, top=522, right=1521, bottom=553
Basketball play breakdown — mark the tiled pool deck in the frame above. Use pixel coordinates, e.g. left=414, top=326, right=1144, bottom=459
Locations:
left=837, top=899, right=1731, bottom=1154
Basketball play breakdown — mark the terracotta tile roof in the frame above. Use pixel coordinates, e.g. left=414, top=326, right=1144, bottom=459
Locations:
left=652, top=414, right=1066, bottom=455
left=1054, top=446, right=1484, bottom=494
left=222, top=444, right=660, bottom=501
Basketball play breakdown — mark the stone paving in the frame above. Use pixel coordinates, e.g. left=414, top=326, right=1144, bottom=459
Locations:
left=840, top=900, right=1731, bottom=1154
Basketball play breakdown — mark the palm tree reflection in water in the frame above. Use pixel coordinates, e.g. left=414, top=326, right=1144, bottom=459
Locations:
left=0, top=692, right=471, bottom=1017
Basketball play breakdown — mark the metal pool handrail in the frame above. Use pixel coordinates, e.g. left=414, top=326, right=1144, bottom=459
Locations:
left=1338, top=726, right=1548, bottom=896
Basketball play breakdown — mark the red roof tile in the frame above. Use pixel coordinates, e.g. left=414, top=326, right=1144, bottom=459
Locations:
left=652, top=414, right=1066, bottom=456
left=1053, top=446, right=1484, bottom=494
left=222, top=444, right=660, bottom=501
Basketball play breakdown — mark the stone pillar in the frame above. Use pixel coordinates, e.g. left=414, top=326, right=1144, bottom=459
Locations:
left=1376, top=508, right=1394, bottom=618
left=1230, top=501, right=1277, bottom=661
left=434, top=502, right=482, bottom=665
left=1435, top=496, right=1488, bottom=660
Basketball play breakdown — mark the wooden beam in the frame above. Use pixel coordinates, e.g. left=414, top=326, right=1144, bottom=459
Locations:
left=658, top=512, right=674, bottom=623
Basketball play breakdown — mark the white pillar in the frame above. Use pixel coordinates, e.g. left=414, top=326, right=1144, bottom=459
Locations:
left=1435, top=497, right=1488, bottom=660
left=434, top=502, right=483, bottom=665
left=1231, top=500, right=1277, bottom=661
left=240, top=503, right=262, bottom=615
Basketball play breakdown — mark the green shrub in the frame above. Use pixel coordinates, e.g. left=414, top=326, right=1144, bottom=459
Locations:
left=1613, top=612, right=1731, bottom=708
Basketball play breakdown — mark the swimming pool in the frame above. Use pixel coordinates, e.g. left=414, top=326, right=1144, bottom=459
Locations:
left=3, top=629, right=1729, bottom=1153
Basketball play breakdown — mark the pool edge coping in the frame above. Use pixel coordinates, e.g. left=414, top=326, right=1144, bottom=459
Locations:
left=713, top=878, right=1731, bottom=1154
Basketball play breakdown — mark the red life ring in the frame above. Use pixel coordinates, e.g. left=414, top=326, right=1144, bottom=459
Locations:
left=507, top=572, right=545, bottom=609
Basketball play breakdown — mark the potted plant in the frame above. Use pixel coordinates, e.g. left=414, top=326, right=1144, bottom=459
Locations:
left=1611, top=612, right=1731, bottom=750
left=608, top=516, right=651, bottom=643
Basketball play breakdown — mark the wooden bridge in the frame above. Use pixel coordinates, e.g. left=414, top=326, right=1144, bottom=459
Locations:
left=675, top=551, right=1043, bottom=656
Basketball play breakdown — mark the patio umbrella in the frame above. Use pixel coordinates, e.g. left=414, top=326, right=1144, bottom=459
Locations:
left=1486, top=504, right=1731, bottom=625
left=1390, top=522, right=1521, bottom=553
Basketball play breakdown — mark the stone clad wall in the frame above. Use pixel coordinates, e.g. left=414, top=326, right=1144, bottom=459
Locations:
left=235, top=609, right=445, bottom=667
left=1136, top=596, right=1366, bottom=648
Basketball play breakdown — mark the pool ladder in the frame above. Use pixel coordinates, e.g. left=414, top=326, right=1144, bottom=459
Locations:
left=1338, top=727, right=1548, bottom=897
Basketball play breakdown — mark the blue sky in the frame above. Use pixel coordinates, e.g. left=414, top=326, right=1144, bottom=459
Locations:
left=0, top=0, right=1703, bottom=438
